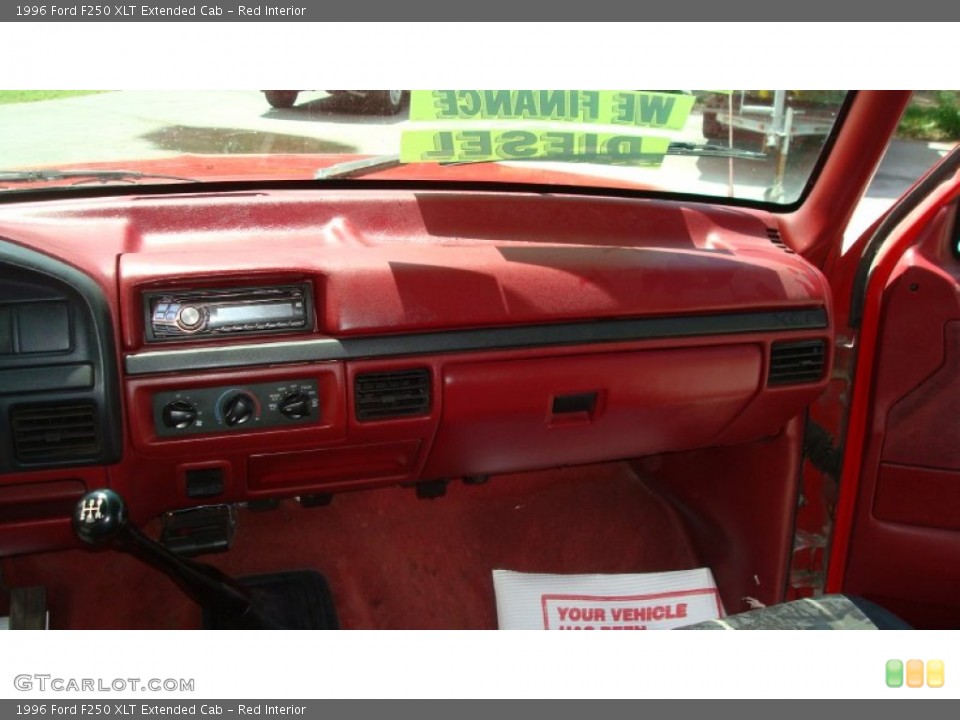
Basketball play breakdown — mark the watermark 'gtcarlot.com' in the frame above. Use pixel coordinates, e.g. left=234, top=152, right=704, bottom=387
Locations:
left=14, top=675, right=195, bottom=692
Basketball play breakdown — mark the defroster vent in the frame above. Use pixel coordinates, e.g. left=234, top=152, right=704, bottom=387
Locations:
left=11, top=404, right=101, bottom=464
left=768, top=340, right=827, bottom=386
left=355, top=369, right=431, bottom=421
left=766, top=227, right=795, bottom=254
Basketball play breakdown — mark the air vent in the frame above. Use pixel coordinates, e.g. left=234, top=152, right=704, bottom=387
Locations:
left=766, top=227, right=795, bottom=254
left=355, top=369, right=431, bottom=421
left=11, top=404, right=101, bottom=464
left=768, top=340, right=827, bottom=386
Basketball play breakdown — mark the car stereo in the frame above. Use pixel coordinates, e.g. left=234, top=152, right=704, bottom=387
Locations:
left=144, top=284, right=313, bottom=342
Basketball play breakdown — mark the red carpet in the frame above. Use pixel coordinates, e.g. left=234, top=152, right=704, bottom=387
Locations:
left=2, top=462, right=699, bottom=629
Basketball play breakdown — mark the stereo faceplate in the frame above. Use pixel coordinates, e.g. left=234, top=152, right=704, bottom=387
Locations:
left=144, top=284, right=312, bottom=342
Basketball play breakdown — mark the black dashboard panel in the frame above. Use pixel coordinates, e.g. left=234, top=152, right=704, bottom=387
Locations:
left=0, top=239, right=122, bottom=472
left=152, top=378, right=320, bottom=437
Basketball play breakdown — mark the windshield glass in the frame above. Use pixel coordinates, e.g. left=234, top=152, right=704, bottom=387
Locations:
left=0, top=90, right=849, bottom=205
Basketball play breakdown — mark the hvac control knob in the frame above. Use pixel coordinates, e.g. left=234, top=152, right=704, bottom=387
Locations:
left=279, top=391, right=311, bottom=420
left=162, top=400, right=198, bottom=429
left=221, top=392, right=256, bottom=426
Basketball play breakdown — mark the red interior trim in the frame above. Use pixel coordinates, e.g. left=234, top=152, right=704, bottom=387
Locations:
left=825, top=169, right=960, bottom=593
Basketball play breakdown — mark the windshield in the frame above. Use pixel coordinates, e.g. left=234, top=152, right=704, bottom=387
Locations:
left=0, top=90, right=849, bottom=205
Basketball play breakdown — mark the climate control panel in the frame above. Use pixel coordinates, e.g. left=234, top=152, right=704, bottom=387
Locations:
left=153, top=379, right=320, bottom=437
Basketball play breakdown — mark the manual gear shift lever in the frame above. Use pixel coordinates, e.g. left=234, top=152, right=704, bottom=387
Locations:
left=72, top=489, right=263, bottom=626
left=73, top=489, right=338, bottom=629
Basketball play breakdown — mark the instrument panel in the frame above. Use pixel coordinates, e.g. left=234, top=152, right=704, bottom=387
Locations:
left=0, top=187, right=835, bottom=555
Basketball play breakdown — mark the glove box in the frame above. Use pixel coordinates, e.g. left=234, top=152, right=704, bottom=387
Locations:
left=422, top=345, right=763, bottom=479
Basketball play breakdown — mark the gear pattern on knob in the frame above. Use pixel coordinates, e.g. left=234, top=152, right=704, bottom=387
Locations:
left=73, top=489, right=128, bottom=545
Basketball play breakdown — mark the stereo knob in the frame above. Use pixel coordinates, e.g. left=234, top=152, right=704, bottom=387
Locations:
left=162, top=400, right=198, bottom=429
left=222, top=392, right=256, bottom=427
left=279, top=391, right=311, bottom=420
left=179, top=305, right=202, bottom=328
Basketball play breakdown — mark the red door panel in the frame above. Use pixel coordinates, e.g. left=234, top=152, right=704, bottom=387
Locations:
left=828, top=160, right=960, bottom=627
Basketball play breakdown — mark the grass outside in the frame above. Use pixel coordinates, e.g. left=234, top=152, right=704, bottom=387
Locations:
left=897, top=91, right=960, bottom=141
left=0, top=90, right=108, bottom=105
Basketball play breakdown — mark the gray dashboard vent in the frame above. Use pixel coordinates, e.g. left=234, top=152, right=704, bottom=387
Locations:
left=768, top=340, right=826, bottom=386
left=11, top=403, right=101, bottom=464
left=766, top=227, right=795, bottom=254
left=355, top=369, right=431, bottom=421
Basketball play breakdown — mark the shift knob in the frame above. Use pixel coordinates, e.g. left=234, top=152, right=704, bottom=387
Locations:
left=73, top=489, right=128, bottom=545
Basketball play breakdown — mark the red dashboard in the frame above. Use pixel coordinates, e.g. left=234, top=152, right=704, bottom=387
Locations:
left=0, top=187, right=833, bottom=555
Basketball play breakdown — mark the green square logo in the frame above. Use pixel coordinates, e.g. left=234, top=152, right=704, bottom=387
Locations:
left=887, top=659, right=904, bottom=688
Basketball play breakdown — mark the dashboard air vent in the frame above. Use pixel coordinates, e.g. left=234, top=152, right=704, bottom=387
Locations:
left=11, top=404, right=101, bottom=464
left=355, top=369, right=431, bottom=421
left=768, top=340, right=827, bottom=386
left=766, top=227, right=795, bottom=254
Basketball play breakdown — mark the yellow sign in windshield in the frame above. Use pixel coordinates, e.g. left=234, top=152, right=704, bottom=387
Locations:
left=401, top=91, right=692, bottom=166
left=409, top=90, right=694, bottom=129
left=400, top=129, right=671, bottom=166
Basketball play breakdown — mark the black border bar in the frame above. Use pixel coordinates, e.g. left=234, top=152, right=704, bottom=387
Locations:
left=124, top=308, right=829, bottom=375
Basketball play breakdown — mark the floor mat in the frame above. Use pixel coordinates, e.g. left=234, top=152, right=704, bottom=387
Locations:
left=203, top=570, right=339, bottom=630
left=1, top=462, right=699, bottom=629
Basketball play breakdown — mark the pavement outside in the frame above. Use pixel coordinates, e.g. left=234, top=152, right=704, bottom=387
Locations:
left=846, top=137, right=956, bottom=251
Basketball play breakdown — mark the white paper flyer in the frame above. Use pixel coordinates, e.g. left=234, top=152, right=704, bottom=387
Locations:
left=493, top=567, right=724, bottom=630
